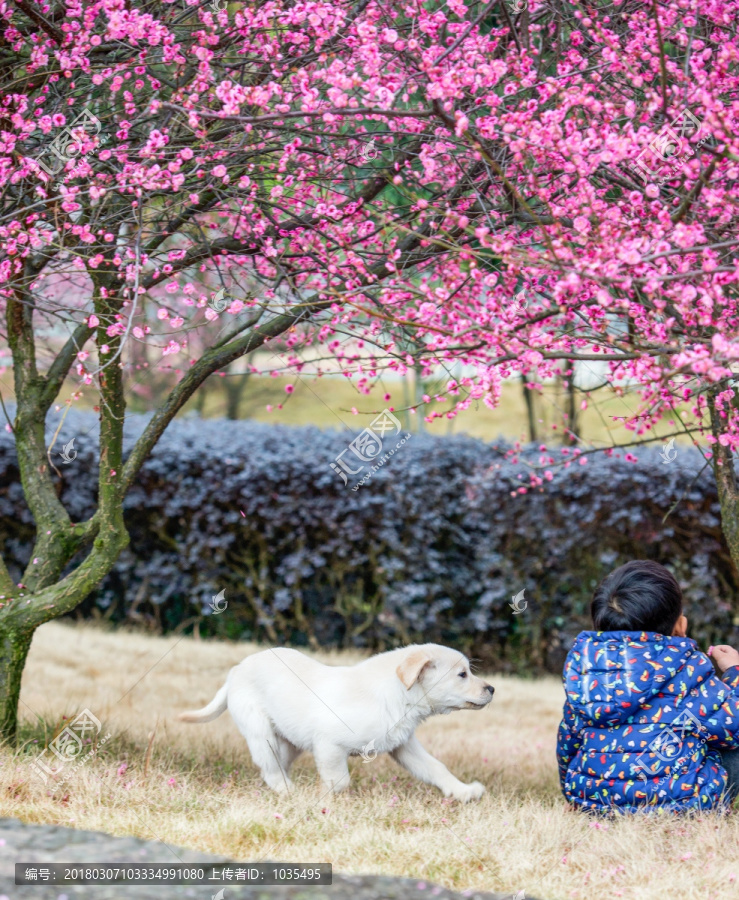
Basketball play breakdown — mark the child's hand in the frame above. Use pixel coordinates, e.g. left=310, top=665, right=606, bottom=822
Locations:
left=708, top=645, right=739, bottom=673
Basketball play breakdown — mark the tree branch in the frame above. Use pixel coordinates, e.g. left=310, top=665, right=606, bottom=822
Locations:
left=12, top=0, right=63, bottom=44
left=120, top=302, right=327, bottom=493
left=159, top=102, right=435, bottom=126
left=40, top=321, right=94, bottom=412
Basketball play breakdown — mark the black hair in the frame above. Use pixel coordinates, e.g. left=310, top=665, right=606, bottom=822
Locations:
left=591, top=560, right=683, bottom=635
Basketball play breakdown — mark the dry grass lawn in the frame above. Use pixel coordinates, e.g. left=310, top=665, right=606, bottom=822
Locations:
left=2, top=622, right=738, bottom=900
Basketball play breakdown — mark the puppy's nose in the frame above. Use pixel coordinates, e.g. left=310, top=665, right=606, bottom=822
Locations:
left=485, top=684, right=495, bottom=695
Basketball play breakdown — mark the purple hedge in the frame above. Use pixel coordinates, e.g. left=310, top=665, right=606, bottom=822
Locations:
left=0, top=408, right=735, bottom=672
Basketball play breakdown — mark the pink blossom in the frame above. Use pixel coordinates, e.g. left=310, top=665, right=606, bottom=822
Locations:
left=3, top=0, right=739, bottom=538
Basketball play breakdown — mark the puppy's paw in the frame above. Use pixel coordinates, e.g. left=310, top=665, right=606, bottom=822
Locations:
left=264, top=778, right=294, bottom=794
left=452, top=781, right=485, bottom=803
left=323, top=778, right=351, bottom=794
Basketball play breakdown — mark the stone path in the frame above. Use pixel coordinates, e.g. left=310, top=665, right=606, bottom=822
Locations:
left=0, top=819, right=537, bottom=900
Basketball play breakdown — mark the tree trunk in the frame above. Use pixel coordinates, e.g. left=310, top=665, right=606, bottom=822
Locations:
left=0, top=264, right=365, bottom=743
left=709, top=387, right=739, bottom=610
left=567, top=372, right=579, bottom=443
left=414, top=361, right=425, bottom=434
left=223, top=371, right=250, bottom=420
left=402, top=376, right=412, bottom=431
left=553, top=360, right=577, bottom=444
left=521, top=375, right=537, bottom=442
left=193, top=379, right=209, bottom=415
left=0, top=519, right=129, bottom=744
left=0, top=625, right=33, bottom=743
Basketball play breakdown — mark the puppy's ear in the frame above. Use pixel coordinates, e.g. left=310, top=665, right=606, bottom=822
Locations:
left=396, top=650, right=432, bottom=690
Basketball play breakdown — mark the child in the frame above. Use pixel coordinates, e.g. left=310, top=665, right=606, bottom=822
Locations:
left=557, top=560, right=739, bottom=813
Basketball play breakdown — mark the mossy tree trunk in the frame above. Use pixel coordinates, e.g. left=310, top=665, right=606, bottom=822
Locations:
left=0, top=274, right=129, bottom=743
left=0, top=271, right=334, bottom=743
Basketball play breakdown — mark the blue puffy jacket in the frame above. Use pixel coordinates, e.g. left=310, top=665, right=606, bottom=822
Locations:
left=557, top=630, right=739, bottom=813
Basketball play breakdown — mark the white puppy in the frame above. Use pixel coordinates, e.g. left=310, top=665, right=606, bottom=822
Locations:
left=179, top=642, right=494, bottom=802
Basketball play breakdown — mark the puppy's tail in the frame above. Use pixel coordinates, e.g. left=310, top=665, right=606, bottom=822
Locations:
left=178, top=682, right=228, bottom=724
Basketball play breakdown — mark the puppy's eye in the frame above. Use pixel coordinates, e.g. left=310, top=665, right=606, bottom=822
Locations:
left=458, top=671, right=467, bottom=678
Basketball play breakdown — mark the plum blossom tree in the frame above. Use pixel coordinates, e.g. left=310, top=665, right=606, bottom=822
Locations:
left=1, top=0, right=739, bottom=740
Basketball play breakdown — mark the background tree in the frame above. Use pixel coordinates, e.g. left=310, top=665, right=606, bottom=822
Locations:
left=2, top=0, right=739, bottom=743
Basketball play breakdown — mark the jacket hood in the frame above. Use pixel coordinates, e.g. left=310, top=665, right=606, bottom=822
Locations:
left=563, top=630, right=700, bottom=726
